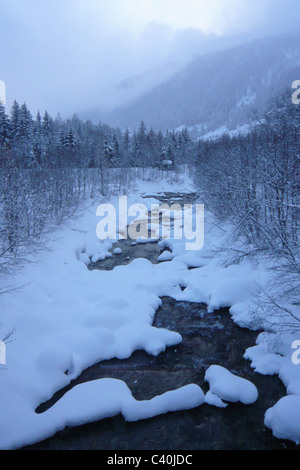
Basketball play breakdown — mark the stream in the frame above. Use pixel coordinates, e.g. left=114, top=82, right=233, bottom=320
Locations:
left=25, top=193, right=297, bottom=450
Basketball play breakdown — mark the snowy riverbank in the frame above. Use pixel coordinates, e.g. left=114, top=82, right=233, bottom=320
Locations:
left=0, top=173, right=299, bottom=448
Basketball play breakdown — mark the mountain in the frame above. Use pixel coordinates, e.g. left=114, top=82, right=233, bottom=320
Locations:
left=103, top=31, right=300, bottom=136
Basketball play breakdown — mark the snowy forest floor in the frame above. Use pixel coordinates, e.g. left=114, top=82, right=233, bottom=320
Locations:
left=1, top=173, right=300, bottom=449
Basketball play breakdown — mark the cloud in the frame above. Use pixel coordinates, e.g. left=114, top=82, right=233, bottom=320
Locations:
left=0, top=0, right=299, bottom=117
left=74, top=0, right=300, bottom=35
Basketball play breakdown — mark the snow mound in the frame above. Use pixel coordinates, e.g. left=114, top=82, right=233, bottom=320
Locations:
left=38, top=380, right=204, bottom=445
left=205, top=365, right=258, bottom=405
left=123, top=383, right=205, bottom=422
left=265, top=395, right=300, bottom=445
left=205, top=390, right=228, bottom=408
left=244, top=343, right=283, bottom=376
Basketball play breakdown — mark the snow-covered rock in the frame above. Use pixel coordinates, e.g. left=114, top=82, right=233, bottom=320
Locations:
left=265, top=395, right=300, bottom=445
left=205, top=365, right=258, bottom=405
left=123, top=383, right=205, bottom=422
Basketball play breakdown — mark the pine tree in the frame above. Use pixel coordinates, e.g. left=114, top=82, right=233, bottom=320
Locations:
left=10, top=100, right=21, bottom=142
left=0, top=103, right=10, bottom=149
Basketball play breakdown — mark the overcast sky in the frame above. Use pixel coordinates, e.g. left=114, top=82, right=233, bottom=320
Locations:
left=1, top=0, right=300, bottom=117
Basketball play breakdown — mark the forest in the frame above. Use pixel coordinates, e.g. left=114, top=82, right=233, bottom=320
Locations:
left=0, top=101, right=193, bottom=274
left=0, top=89, right=299, bottom=326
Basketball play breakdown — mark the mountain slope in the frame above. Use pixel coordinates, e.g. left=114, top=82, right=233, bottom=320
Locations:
left=105, top=31, right=300, bottom=134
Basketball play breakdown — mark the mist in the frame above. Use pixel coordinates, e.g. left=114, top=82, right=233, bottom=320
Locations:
left=1, top=0, right=300, bottom=118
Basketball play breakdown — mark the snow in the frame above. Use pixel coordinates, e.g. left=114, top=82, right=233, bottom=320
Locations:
left=1, top=379, right=204, bottom=449
left=113, top=248, right=123, bottom=255
left=122, top=384, right=205, bottom=422
left=49, top=381, right=204, bottom=435
left=158, top=250, right=174, bottom=262
left=265, top=396, right=300, bottom=445
left=244, top=343, right=283, bottom=376
left=246, top=332, right=300, bottom=388
left=134, top=237, right=159, bottom=244
left=205, top=365, right=258, bottom=405
left=202, top=125, right=228, bottom=141
left=245, top=332, right=300, bottom=444
left=201, top=121, right=261, bottom=142
left=0, top=168, right=299, bottom=447
left=236, top=88, right=257, bottom=108
left=136, top=168, right=194, bottom=195
left=0, top=173, right=203, bottom=449
left=205, top=390, right=228, bottom=408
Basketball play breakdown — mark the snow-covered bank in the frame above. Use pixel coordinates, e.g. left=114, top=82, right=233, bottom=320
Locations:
left=0, top=171, right=299, bottom=448
left=158, top=215, right=300, bottom=444
left=0, top=173, right=202, bottom=449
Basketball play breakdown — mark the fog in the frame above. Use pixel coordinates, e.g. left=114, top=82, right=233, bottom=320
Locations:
left=1, top=0, right=300, bottom=117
